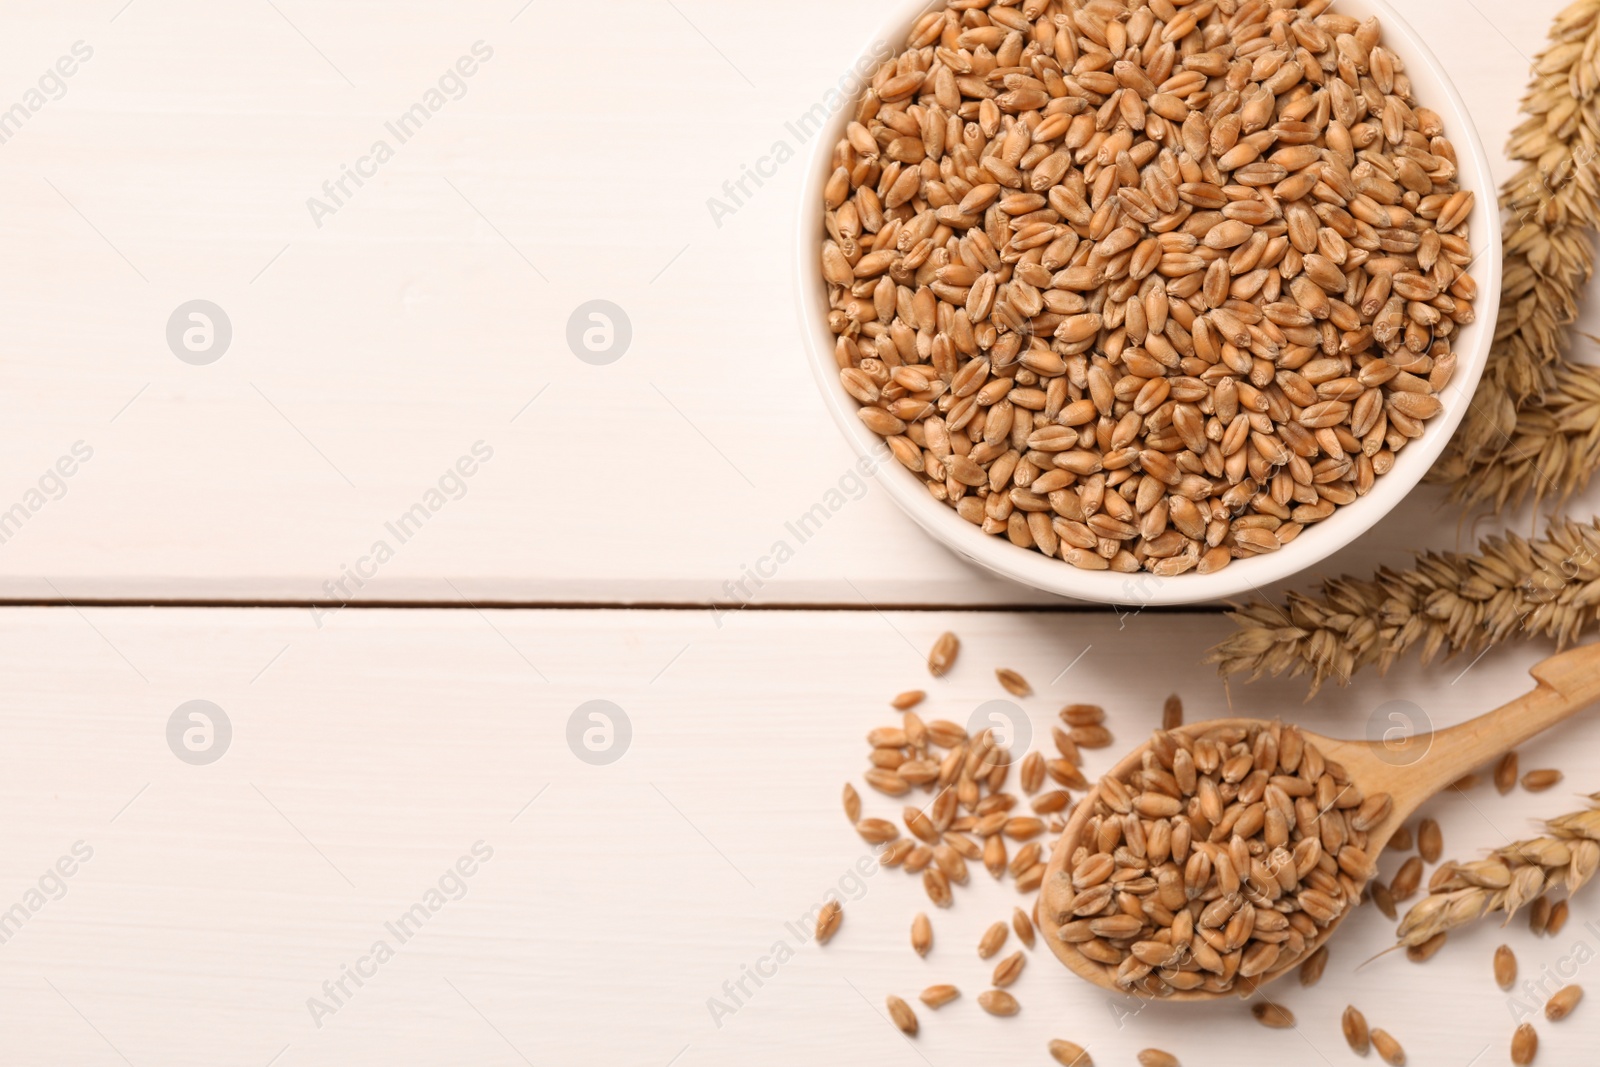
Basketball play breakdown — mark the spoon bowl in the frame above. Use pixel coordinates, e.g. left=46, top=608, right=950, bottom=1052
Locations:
left=1039, top=644, right=1600, bottom=1000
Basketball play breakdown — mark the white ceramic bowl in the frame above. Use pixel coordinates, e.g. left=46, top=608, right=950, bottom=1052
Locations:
left=796, top=0, right=1501, bottom=606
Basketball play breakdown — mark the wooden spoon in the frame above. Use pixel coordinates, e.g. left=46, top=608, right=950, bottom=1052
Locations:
left=1039, top=644, right=1600, bottom=1001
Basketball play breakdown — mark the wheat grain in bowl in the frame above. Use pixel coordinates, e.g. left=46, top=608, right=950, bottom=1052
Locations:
left=815, top=0, right=1477, bottom=580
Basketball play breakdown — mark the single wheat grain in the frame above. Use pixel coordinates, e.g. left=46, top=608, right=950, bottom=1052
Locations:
left=977, top=989, right=1019, bottom=1016
left=1162, top=694, right=1183, bottom=731
left=1497, top=752, right=1520, bottom=794
left=1343, top=1006, right=1371, bottom=1056
left=1251, top=1001, right=1296, bottom=1028
left=816, top=900, right=842, bottom=944
left=1524, top=769, right=1564, bottom=793
left=928, top=632, right=959, bottom=677
left=1013, top=906, right=1035, bottom=948
left=1496, top=945, right=1518, bottom=991
left=912, top=912, right=932, bottom=957
left=1419, top=819, right=1443, bottom=863
left=1371, top=1027, right=1406, bottom=1066
left=996, top=668, right=1031, bottom=697
left=979, top=921, right=1008, bottom=959
left=1512, top=1022, right=1537, bottom=1065
left=887, top=994, right=918, bottom=1036
left=993, top=950, right=1026, bottom=988
left=1048, top=1039, right=1093, bottom=1067
left=1531, top=896, right=1553, bottom=936
left=1546, top=984, right=1583, bottom=1021
left=1371, top=879, right=1398, bottom=920
left=1405, top=931, right=1447, bottom=963
left=1299, top=945, right=1329, bottom=986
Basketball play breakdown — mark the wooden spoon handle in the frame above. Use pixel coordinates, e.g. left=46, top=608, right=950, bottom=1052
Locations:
left=1375, top=644, right=1600, bottom=816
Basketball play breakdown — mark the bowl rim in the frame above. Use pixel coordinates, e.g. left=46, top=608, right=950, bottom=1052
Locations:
left=793, top=0, right=1503, bottom=607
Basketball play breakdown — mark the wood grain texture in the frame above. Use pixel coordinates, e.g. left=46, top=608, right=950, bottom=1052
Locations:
left=0, top=607, right=1594, bottom=1065
left=0, top=0, right=1579, bottom=606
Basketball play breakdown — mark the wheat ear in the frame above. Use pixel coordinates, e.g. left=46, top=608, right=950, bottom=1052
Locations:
left=1395, top=795, right=1600, bottom=947
left=1207, top=518, right=1600, bottom=693
left=1430, top=0, right=1600, bottom=509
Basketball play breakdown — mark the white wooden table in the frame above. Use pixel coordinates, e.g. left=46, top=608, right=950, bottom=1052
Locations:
left=1, top=1, right=1596, bottom=1064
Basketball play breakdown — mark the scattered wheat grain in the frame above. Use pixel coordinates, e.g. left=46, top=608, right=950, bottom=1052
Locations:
left=1531, top=896, right=1553, bottom=936
left=1497, top=752, right=1520, bottom=795
left=1299, top=945, right=1329, bottom=987
left=996, top=668, right=1031, bottom=697
left=1371, top=879, right=1398, bottom=920
left=977, top=989, right=1019, bottom=1016
left=843, top=782, right=861, bottom=824
left=1523, top=769, right=1564, bottom=793
left=1048, top=1039, right=1093, bottom=1067
left=1419, top=819, right=1443, bottom=863
left=1371, top=1027, right=1406, bottom=1066
left=1405, top=931, right=1446, bottom=963
left=993, top=950, right=1025, bottom=988
left=1495, top=945, right=1517, bottom=991
left=1013, top=906, right=1035, bottom=949
left=816, top=900, right=842, bottom=944
left=923, top=867, right=952, bottom=908
left=1251, top=1001, right=1296, bottom=1028
left=1546, top=984, right=1582, bottom=1022
left=1511, top=1022, right=1537, bottom=1065
left=979, top=921, right=1008, bottom=959
left=887, top=994, right=918, bottom=1036
left=1343, top=1006, right=1370, bottom=1056
left=928, top=633, right=959, bottom=677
